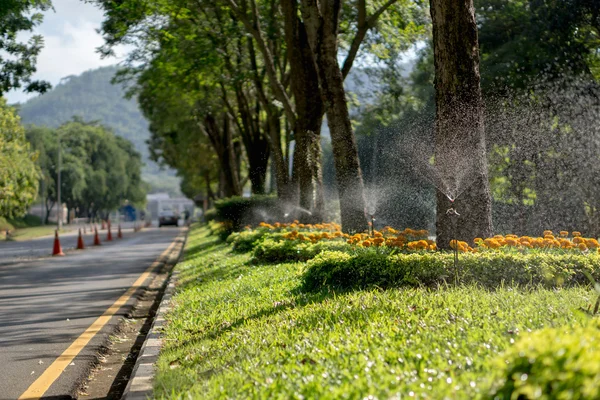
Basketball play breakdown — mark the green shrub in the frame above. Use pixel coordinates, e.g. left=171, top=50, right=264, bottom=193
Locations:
left=227, top=230, right=270, bottom=252
left=203, top=208, right=217, bottom=222
left=302, top=251, right=600, bottom=292
left=214, top=195, right=282, bottom=232
left=207, top=220, right=231, bottom=240
left=252, top=238, right=351, bottom=263
left=0, top=214, right=43, bottom=231
left=489, top=323, right=600, bottom=400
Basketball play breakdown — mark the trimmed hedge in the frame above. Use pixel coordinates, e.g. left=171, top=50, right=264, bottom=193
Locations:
left=252, top=238, right=352, bottom=263
left=302, top=251, right=600, bottom=291
left=490, top=323, right=600, bottom=399
left=227, top=230, right=275, bottom=253
left=214, top=195, right=282, bottom=232
left=203, top=208, right=217, bottom=222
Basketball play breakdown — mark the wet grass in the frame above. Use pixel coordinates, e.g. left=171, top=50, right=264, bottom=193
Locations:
left=154, top=225, right=595, bottom=399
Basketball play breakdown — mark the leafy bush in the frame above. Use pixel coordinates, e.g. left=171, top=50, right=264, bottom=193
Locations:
left=252, top=238, right=351, bottom=263
left=302, top=251, right=600, bottom=292
left=207, top=220, right=231, bottom=240
left=490, top=323, right=600, bottom=399
left=203, top=208, right=217, bottom=222
left=214, top=195, right=282, bottom=232
left=227, top=230, right=273, bottom=252
left=0, top=214, right=43, bottom=231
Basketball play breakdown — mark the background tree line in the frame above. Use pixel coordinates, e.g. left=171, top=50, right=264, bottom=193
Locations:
left=25, top=119, right=147, bottom=223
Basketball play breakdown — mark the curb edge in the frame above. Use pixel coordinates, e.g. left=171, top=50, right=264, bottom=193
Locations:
left=121, top=229, right=187, bottom=400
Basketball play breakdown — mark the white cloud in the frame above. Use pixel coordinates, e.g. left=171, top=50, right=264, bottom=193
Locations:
left=5, top=0, right=128, bottom=104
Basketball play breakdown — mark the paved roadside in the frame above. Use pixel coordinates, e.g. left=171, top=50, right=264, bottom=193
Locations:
left=0, top=227, right=182, bottom=399
left=0, top=222, right=138, bottom=265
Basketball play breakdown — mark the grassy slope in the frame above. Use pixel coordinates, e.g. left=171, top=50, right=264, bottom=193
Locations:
left=155, top=225, right=595, bottom=399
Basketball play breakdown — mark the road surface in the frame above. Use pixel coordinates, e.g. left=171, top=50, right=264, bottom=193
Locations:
left=0, top=222, right=139, bottom=265
left=0, top=226, right=182, bottom=399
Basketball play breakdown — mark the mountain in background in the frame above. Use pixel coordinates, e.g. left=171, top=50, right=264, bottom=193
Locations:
left=16, top=66, right=181, bottom=196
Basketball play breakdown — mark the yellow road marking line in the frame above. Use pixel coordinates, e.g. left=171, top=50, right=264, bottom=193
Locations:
left=18, top=235, right=182, bottom=400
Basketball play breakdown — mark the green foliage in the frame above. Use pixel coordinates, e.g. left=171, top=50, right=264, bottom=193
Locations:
left=214, top=195, right=281, bottom=232
left=490, top=323, right=600, bottom=400
left=302, top=251, right=600, bottom=292
left=0, top=0, right=52, bottom=95
left=154, top=225, right=595, bottom=399
left=25, top=119, right=147, bottom=220
left=227, top=229, right=270, bottom=253
left=203, top=208, right=217, bottom=222
left=17, top=66, right=181, bottom=194
left=252, top=238, right=351, bottom=264
left=0, top=214, right=43, bottom=232
left=0, top=98, right=40, bottom=218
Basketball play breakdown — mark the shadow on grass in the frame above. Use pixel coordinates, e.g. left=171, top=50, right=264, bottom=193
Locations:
left=171, top=282, right=341, bottom=352
left=183, top=236, right=224, bottom=261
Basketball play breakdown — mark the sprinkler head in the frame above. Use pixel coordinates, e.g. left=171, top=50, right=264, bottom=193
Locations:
left=446, top=208, right=460, bottom=216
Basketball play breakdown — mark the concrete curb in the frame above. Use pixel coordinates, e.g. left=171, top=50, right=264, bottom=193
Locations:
left=122, top=230, right=187, bottom=400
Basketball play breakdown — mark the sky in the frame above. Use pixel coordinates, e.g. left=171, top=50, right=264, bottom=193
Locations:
left=5, top=0, right=420, bottom=105
left=5, top=0, right=125, bottom=104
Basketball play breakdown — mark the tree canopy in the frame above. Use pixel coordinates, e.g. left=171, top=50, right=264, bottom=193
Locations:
left=0, top=0, right=52, bottom=95
left=26, top=118, right=147, bottom=222
left=0, top=98, right=39, bottom=217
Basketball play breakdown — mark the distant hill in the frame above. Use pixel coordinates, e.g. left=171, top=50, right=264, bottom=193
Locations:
left=16, top=66, right=181, bottom=195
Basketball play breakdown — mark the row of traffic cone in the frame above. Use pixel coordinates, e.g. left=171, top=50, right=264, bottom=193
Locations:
left=52, top=222, right=127, bottom=256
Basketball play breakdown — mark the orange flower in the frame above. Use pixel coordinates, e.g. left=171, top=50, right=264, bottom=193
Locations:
left=578, top=243, right=588, bottom=251
left=573, top=231, right=582, bottom=237
left=543, top=230, right=553, bottom=236
left=362, top=240, right=372, bottom=247
left=559, top=231, right=568, bottom=237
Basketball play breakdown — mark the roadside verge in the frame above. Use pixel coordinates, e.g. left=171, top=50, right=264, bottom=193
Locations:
left=122, top=230, right=187, bottom=399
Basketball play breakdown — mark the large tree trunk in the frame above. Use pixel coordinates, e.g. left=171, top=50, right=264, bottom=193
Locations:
left=204, top=113, right=243, bottom=197
left=282, top=0, right=325, bottom=221
left=301, top=0, right=368, bottom=233
left=430, top=0, right=493, bottom=249
left=247, top=145, right=269, bottom=194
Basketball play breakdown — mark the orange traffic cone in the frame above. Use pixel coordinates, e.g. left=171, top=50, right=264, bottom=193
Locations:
left=117, top=225, right=122, bottom=239
left=77, top=229, right=85, bottom=250
left=94, top=227, right=101, bottom=246
left=106, top=225, right=113, bottom=241
left=101, top=220, right=106, bottom=230
left=52, top=230, right=65, bottom=256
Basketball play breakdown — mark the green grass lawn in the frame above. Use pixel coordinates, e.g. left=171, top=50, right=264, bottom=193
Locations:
left=6, top=225, right=63, bottom=241
left=154, top=225, right=596, bottom=399
left=0, top=215, right=65, bottom=241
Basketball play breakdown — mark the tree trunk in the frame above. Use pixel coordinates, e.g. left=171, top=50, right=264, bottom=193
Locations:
left=430, top=0, right=493, bottom=249
left=247, top=146, right=269, bottom=194
left=301, top=1, right=368, bottom=233
left=203, top=113, right=243, bottom=198
left=282, top=0, right=325, bottom=221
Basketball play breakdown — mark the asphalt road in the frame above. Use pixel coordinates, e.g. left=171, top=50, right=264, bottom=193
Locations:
left=0, top=222, right=138, bottom=265
left=0, top=226, right=182, bottom=399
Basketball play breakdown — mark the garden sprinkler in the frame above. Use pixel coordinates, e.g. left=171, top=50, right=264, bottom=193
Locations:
left=446, top=206, right=460, bottom=283
left=370, top=214, right=375, bottom=236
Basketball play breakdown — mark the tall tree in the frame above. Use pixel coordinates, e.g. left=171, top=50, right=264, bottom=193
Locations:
left=430, top=0, right=492, bottom=248
left=0, top=98, right=40, bottom=217
left=0, top=0, right=52, bottom=95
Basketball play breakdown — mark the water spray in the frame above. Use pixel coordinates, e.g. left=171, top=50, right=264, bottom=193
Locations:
left=446, top=205, right=460, bottom=283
